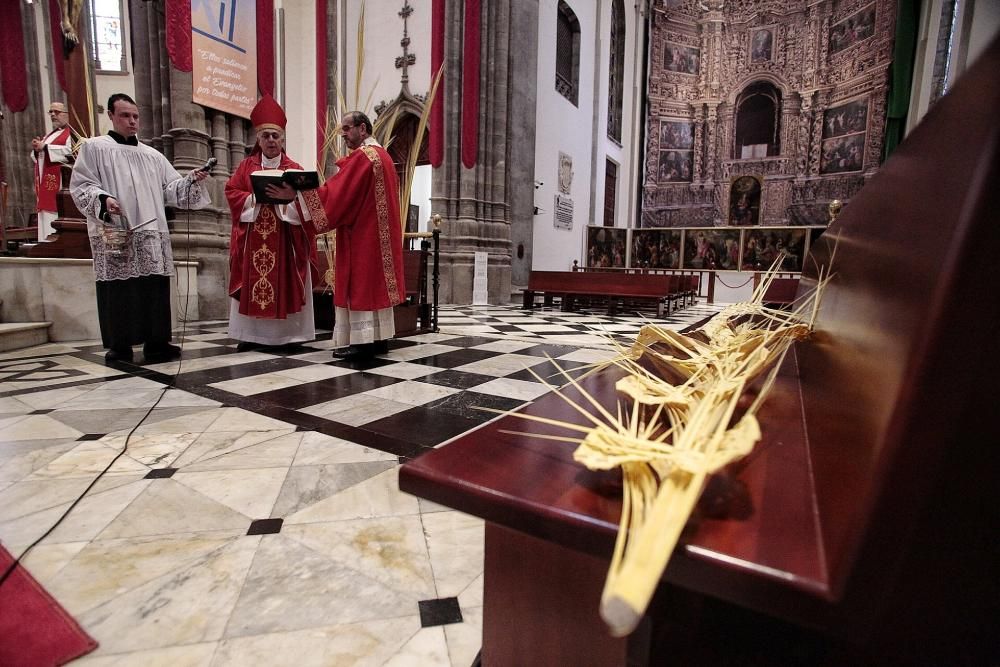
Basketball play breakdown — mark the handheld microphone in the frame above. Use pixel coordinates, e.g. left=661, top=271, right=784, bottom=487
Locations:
left=196, top=157, right=217, bottom=173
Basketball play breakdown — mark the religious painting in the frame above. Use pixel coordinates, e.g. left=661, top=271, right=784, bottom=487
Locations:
left=741, top=228, right=807, bottom=272
left=750, top=28, right=774, bottom=63
left=631, top=229, right=682, bottom=269
left=822, top=98, right=869, bottom=139
left=829, top=4, right=876, bottom=55
left=663, top=43, right=700, bottom=75
left=682, top=229, right=741, bottom=270
left=587, top=227, right=627, bottom=268
left=820, top=133, right=865, bottom=174
left=658, top=150, right=693, bottom=182
left=728, top=175, right=762, bottom=226
left=659, top=120, right=693, bottom=150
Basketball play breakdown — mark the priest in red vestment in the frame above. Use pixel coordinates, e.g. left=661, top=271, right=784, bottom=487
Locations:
left=30, top=102, right=74, bottom=240
left=225, top=95, right=324, bottom=350
left=301, top=111, right=405, bottom=361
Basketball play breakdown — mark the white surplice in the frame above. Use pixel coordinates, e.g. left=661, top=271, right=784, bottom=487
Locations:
left=70, top=135, right=211, bottom=281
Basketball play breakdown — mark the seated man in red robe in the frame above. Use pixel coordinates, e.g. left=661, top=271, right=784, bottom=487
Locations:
left=225, top=95, right=322, bottom=351
left=299, top=111, right=405, bottom=362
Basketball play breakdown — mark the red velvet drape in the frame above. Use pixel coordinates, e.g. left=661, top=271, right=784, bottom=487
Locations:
left=430, top=0, right=445, bottom=168
left=0, top=1, right=28, bottom=112
left=48, top=0, right=67, bottom=93
left=257, top=0, right=274, bottom=96
left=164, top=0, right=193, bottom=72
left=461, top=0, right=480, bottom=168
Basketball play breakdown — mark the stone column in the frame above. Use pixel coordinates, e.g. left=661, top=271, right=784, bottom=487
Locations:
left=507, top=1, right=538, bottom=293
left=431, top=0, right=518, bottom=304
left=780, top=95, right=800, bottom=158
left=692, top=105, right=705, bottom=183
left=796, top=92, right=813, bottom=177
left=704, top=103, right=719, bottom=184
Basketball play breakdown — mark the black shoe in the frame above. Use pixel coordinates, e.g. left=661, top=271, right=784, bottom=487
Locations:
left=236, top=341, right=257, bottom=352
left=372, top=339, right=390, bottom=354
left=105, top=346, right=133, bottom=362
left=144, top=343, right=181, bottom=362
left=335, top=344, right=376, bottom=363
left=332, top=346, right=358, bottom=359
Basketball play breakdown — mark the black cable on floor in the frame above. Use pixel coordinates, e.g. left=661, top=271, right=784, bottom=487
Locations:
left=0, top=189, right=201, bottom=589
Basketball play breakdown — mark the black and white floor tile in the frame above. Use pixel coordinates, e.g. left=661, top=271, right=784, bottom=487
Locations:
left=0, top=301, right=723, bottom=665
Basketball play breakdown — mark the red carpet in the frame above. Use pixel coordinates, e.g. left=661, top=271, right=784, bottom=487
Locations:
left=0, top=545, right=98, bottom=666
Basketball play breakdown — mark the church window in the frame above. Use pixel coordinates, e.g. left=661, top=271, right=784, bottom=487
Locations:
left=556, top=2, right=580, bottom=106
left=607, top=0, right=625, bottom=142
left=89, top=0, right=127, bottom=73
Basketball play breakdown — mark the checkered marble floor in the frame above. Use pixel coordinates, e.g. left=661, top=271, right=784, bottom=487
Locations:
left=0, top=301, right=723, bottom=665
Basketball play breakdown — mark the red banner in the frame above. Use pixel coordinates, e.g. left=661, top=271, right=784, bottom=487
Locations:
left=461, top=0, right=480, bottom=169
left=165, top=0, right=193, bottom=72
left=430, top=0, right=445, bottom=167
left=257, top=0, right=274, bottom=96
left=0, top=1, right=28, bottom=112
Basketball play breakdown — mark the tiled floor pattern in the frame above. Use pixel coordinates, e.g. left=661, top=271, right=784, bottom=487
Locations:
left=0, top=302, right=722, bottom=665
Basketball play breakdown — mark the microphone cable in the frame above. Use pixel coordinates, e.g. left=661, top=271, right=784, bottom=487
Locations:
left=0, top=166, right=208, bottom=588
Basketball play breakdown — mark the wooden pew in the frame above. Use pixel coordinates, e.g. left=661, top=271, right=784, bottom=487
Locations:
left=400, top=37, right=1000, bottom=664
left=522, top=271, right=678, bottom=316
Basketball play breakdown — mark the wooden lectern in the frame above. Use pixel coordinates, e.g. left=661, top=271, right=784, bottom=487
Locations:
left=400, top=39, right=999, bottom=665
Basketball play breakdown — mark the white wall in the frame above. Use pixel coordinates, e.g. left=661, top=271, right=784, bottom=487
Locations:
left=338, top=0, right=432, bottom=119
left=532, top=0, right=599, bottom=271
left=277, top=0, right=318, bottom=169
left=589, top=1, right=641, bottom=233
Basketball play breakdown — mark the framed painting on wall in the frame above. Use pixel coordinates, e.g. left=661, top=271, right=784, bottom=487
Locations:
left=587, top=226, right=627, bottom=268
left=682, top=228, right=741, bottom=270
left=663, top=43, right=700, bottom=75
left=631, top=228, right=682, bottom=269
left=829, top=4, right=876, bottom=55
left=659, top=120, right=694, bottom=150
left=750, top=27, right=774, bottom=63
left=657, top=119, right=694, bottom=183
left=740, top=227, right=807, bottom=272
left=728, top=175, right=763, bottom=226
left=822, top=98, right=869, bottom=139
left=820, top=133, right=865, bottom=174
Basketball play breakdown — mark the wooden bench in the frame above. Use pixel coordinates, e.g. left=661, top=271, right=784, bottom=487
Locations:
left=523, top=271, right=679, bottom=316
left=752, top=273, right=800, bottom=307
left=572, top=267, right=704, bottom=310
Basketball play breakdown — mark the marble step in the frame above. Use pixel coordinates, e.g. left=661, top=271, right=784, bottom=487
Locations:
left=0, top=322, right=51, bottom=352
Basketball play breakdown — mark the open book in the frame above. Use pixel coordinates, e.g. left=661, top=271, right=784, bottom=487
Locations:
left=250, top=169, right=320, bottom=204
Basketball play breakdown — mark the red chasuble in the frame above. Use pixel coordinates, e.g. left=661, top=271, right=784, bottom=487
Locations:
left=306, top=144, right=406, bottom=311
left=225, top=153, right=321, bottom=319
left=34, top=127, right=70, bottom=213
